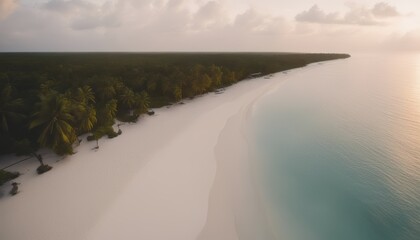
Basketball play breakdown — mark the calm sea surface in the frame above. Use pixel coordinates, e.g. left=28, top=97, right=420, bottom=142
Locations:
left=252, top=54, right=420, bottom=240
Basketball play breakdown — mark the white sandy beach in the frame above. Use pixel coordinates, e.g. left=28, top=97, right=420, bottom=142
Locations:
left=0, top=71, right=286, bottom=240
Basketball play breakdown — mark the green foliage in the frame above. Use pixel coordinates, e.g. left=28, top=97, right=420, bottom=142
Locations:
left=54, top=143, right=74, bottom=156
left=0, top=52, right=350, bottom=158
left=135, top=91, right=150, bottom=115
left=95, top=79, right=117, bottom=102
left=118, top=87, right=136, bottom=110
left=77, top=105, right=97, bottom=134
left=173, top=86, right=182, bottom=102
left=66, top=85, right=98, bottom=135
left=0, top=84, right=25, bottom=133
left=88, top=126, right=117, bottom=141
left=77, top=86, right=96, bottom=105
left=97, top=99, right=118, bottom=126
left=107, top=129, right=119, bottom=139
left=29, top=92, right=77, bottom=155
left=0, top=170, right=20, bottom=186
left=210, top=65, right=223, bottom=88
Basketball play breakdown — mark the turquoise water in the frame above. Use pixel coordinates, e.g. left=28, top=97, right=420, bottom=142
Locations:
left=252, top=54, right=420, bottom=240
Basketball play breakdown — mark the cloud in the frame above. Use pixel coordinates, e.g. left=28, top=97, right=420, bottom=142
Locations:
left=0, top=0, right=293, bottom=51
left=233, top=8, right=287, bottom=35
left=384, top=29, right=420, bottom=51
left=0, top=0, right=18, bottom=20
left=296, top=2, right=400, bottom=26
left=295, top=5, right=341, bottom=24
left=0, top=0, right=416, bottom=53
left=43, top=0, right=124, bottom=30
left=371, top=2, right=400, bottom=18
left=71, top=14, right=121, bottom=30
left=166, top=0, right=187, bottom=11
left=71, top=2, right=123, bottom=30
left=192, top=1, right=226, bottom=30
left=44, top=0, right=93, bottom=14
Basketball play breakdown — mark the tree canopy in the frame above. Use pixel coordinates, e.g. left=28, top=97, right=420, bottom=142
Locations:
left=0, top=52, right=350, bottom=157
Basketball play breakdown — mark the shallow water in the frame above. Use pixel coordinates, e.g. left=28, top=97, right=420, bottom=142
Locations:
left=252, top=54, right=420, bottom=240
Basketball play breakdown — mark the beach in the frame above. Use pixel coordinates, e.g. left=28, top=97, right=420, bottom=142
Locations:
left=3, top=55, right=416, bottom=240
left=0, top=69, right=286, bottom=240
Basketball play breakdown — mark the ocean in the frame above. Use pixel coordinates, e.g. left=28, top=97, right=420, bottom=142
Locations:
left=251, top=54, right=420, bottom=240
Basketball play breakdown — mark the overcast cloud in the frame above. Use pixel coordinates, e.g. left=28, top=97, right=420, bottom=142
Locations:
left=295, top=2, right=401, bottom=26
left=0, top=0, right=418, bottom=52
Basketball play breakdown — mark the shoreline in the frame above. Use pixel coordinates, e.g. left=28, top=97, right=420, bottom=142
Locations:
left=85, top=72, right=287, bottom=240
left=197, top=64, right=287, bottom=239
left=0, top=61, right=339, bottom=240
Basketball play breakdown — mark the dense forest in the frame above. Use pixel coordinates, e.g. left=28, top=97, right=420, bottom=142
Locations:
left=0, top=52, right=349, bottom=180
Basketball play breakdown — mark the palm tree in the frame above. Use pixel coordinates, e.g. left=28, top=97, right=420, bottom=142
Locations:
left=210, top=65, right=223, bottom=88
left=118, top=88, right=136, bottom=110
left=105, top=99, right=118, bottom=121
left=91, top=126, right=108, bottom=149
left=65, top=86, right=97, bottom=138
left=0, top=84, right=25, bottom=133
left=201, top=74, right=212, bottom=92
left=173, top=85, right=182, bottom=102
left=97, top=83, right=116, bottom=101
left=135, top=91, right=150, bottom=114
left=30, top=93, right=77, bottom=153
left=78, top=105, right=97, bottom=134
left=77, top=86, right=95, bottom=105
left=98, top=99, right=118, bottom=125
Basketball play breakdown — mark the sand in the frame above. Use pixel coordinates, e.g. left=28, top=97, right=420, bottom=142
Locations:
left=0, top=72, right=286, bottom=240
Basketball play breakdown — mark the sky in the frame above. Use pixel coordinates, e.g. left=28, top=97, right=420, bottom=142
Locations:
left=0, top=0, right=419, bottom=52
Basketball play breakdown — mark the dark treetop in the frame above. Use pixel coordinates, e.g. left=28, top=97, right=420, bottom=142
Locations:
left=0, top=52, right=350, bottom=158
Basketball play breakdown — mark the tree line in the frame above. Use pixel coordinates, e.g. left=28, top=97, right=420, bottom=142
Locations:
left=0, top=52, right=350, bottom=175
